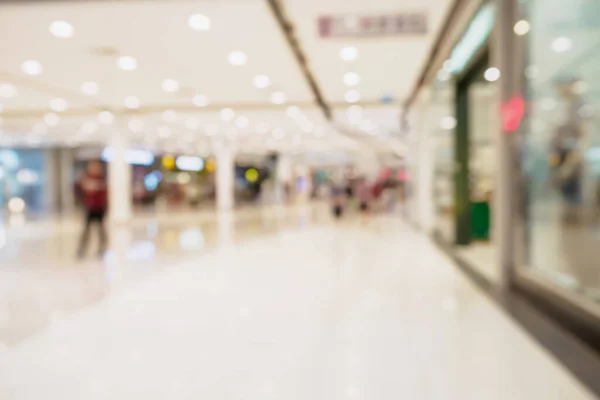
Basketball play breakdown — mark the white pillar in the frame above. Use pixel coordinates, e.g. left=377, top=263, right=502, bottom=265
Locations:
left=215, top=142, right=235, bottom=211
left=415, top=89, right=436, bottom=232
left=58, top=148, right=75, bottom=214
left=275, top=154, right=292, bottom=204
left=108, top=136, right=132, bottom=223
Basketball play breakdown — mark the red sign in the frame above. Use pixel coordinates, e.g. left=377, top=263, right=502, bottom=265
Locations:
left=501, top=95, right=524, bottom=132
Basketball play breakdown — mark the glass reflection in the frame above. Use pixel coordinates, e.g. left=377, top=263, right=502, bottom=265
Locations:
left=521, top=0, right=600, bottom=304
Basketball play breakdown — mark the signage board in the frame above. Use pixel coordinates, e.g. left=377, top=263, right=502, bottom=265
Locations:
left=318, top=13, right=427, bottom=38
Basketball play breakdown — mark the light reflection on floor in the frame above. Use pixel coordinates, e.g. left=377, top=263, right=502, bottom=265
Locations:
left=0, top=205, right=329, bottom=345
left=0, top=204, right=595, bottom=400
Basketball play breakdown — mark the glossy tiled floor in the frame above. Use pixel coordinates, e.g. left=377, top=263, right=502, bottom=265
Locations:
left=0, top=205, right=596, bottom=399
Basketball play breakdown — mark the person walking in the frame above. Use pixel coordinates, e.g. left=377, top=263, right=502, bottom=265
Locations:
left=77, top=160, right=108, bottom=258
left=356, top=177, right=372, bottom=218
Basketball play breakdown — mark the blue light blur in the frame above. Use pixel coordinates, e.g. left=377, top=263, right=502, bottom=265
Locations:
left=144, top=170, right=162, bottom=191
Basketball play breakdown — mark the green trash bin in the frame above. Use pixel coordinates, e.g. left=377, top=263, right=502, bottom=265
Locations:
left=471, top=201, right=490, bottom=240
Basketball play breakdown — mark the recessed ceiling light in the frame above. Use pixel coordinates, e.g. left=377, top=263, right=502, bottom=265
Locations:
left=340, top=46, right=358, bottom=61
left=345, top=89, right=361, bottom=103
left=541, top=97, right=556, bottom=111
left=513, top=20, right=530, bottom=36
left=437, top=69, right=452, bottom=82
left=220, top=108, right=235, bottom=121
left=235, top=116, right=249, bottom=128
left=162, top=78, right=180, bottom=93
left=525, top=65, right=538, bottom=80
left=124, top=96, right=141, bottom=109
left=301, top=121, right=314, bottom=133
left=272, top=128, right=285, bottom=139
left=50, top=98, right=68, bottom=112
left=128, top=118, right=144, bottom=132
left=162, top=109, right=177, bottom=122
left=440, top=116, right=457, bottom=130
left=347, top=105, right=363, bottom=124
left=117, top=56, right=137, bottom=71
left=270, top=91, right=287, bottom=105
left=573, top=80, right=588, bottom=94
left=186, top=118, right=200, bottom=130
left=188, top=14, right=211, bottom=31
left=0, top=83, right=16, bottom=98
left=228, top=51, right=247, bottom=66
left=81, top=81, right=98, bottom=95
left=484, top=67, right=501, bottom=82
left=44, top=112, right=60, bottom=126
left=343, top=72, right=360, bottom=86
left=193, top=94, right=208, bottom=107
left=32, top=122, right=47, bottom=135
left=253, top=74, right=271, bottom=89
left=27, top=136, right=43, bottom=147
left=360, top=119, right=377, bottom=133
left=81, top=120, right=98, bottom=135
left=286, top=106, right=301, bottom=118
left=158, top=126, right=171, bottom=138
left=21, top=60, right=43, bottom=76
left=98, top=110, right=114, bottom=124
left=256, top=122, right=270, bottom=134
left=205, top=124, right=218, bottom=136
left=49, top=20, right=73, bottom=38
left=552, top=37, right=572, bottom=53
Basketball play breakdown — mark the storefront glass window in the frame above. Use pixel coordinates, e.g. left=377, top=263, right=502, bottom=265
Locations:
left=431, top=77, right=456, bottom=242
left=0, top=149, right=47, bottom=214
left=521, top=0, right=600, bottom=304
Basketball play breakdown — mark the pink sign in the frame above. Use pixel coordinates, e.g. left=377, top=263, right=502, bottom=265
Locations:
left=318, top=13, right=427, bottom=38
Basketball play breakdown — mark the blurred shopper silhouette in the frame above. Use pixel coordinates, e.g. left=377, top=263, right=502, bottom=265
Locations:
left=330, top=176, right=346, bottom=218
left=356, top=177, right=372, bottom=216
left=76, top=160, right=108, bottom=258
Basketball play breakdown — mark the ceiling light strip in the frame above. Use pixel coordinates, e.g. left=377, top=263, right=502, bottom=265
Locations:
left=265, top=0, right=331, bottom=120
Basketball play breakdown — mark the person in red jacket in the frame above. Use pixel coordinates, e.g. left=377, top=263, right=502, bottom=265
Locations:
left=77, top=160, right=108, bottom=258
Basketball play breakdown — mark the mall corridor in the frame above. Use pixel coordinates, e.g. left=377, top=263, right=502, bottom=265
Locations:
left=2, top=0, right=600, bottom=397
left=0, top=207, right=595, bottom=399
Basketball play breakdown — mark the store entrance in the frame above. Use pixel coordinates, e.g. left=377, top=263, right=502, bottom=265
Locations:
left=454, top=51, right=499, bottom=280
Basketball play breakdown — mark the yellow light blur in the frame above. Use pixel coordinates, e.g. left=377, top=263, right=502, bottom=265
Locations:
left=162, top=155, right=175, bottom=170
left=245, top=168, right=259, bottom=182
left=205, top=158, right=216, bottom=172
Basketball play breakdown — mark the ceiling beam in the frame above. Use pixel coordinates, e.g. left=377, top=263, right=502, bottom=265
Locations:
left=265, top=0, right=331, bottom=120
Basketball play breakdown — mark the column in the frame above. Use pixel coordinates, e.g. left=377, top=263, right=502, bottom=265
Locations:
left=275, top=153, right=291, bottom=204
left=416, top=89, right=436, bottom=232
left=58, top=148, right=75, bottom=215
left=494, top=0, right=520, bottom=289
left=108, top=135, right=132, bottom=223
left=215, top=141, right=235, bottom=211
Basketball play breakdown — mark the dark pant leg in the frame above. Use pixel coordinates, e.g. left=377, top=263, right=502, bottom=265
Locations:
left=95, top=211, right=108, bottom=253
left=77, top=211, right=94, bottom=257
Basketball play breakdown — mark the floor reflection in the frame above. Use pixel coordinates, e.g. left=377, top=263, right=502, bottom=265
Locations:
left=0, top=204, right=332, bottom=345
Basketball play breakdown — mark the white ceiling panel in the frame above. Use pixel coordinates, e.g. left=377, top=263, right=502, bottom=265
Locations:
left=0, top=0, right=314, bottom=112
left=283, top=0, right=454, bottom=105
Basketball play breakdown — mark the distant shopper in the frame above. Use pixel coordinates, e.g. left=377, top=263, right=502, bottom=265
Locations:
left=77, top=160, right=108, bottom=258
left=330, top=179, right=346, bottom=218
left=356, top=178, right=372, bottom=215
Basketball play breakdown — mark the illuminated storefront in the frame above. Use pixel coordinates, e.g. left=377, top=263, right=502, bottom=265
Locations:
left=0, top=149, right=48, bottom=214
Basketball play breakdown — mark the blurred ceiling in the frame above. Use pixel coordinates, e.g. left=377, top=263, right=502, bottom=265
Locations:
left=0, top=0, right=453, bottom=157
